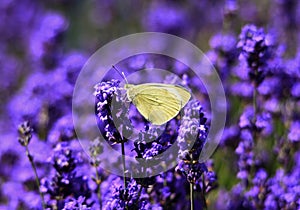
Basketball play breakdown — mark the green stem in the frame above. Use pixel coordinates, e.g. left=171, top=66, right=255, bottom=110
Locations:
left=163, top=176, right=167, bottom=187
left=190, top=183, right=194, bottom=210
left=95, top=168, right=102, bottom=209
left=25, top=146, right=46, bottom=209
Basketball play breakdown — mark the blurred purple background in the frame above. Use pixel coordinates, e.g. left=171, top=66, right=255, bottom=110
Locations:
left=1, top=0, right=300, bottom=209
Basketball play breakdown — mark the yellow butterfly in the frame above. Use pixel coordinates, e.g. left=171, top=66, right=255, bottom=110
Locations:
left=113, top=66, right=191, bottom=125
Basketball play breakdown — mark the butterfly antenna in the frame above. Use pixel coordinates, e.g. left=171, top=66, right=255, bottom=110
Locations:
left=112, top=65, right=129, bottom=84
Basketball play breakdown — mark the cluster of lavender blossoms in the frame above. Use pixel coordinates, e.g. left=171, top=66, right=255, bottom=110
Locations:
left=1, top=0, right=300, bottom=210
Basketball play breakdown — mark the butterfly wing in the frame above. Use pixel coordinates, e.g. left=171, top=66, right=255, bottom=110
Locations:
left=130, top=84, right=191, bottom=125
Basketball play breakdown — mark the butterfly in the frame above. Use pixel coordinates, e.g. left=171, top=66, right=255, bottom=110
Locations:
left=113, top=66, right=191, bottom=125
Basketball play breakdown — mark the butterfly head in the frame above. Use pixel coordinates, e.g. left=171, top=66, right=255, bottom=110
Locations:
left=124, top=84, right=134, bottom=90
left=124, top=84, right=135, bottom=102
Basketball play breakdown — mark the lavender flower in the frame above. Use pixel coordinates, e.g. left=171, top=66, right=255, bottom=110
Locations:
left=94, top=80, right=124, bottom=144
left=263, top=163, right=300, bottom=210
left=207, top=33, right=238, bottom=79
left=235, top=129, right=254, bottom=184
left=134, top=125, right=175, bottom=160
left=230, top=81, right=253, bottom=98
left=48, top=114, right=75, bottom=143
left=142, top=2, right=188, bottom=36
left=175, top=99, right=215, bottom=210
left=132, top=122, right=179, bottom=184
left=176, top=160, right=208, bottom=185
left=8, top=69, right=73, bottom=130
left=41, top=143, right=92, bottom=209
left=245, top=169, right=268, bottom=208
left=103, top=178, right=154, bottom=210
left=238, top=106, right=273, bottom=135
left=291, top=82, right=300, bottom=98
left=220, top=125, right=240, bottom=147
left=18, top=121, right=33, bottom=146
left=177, top=100, right=208, bottom=163
left=63, top=196, right=91, bottom=210
left=151, top=171, right=187, bottom=210
left=217, top=184, right=253, bottom=210
left=17, top=121, right=46, bottom=208
left=30, top=12, right=68, bottom=69
left=288, top=121, right=300, bottom=142
left=60, top=52, right=88, bottom=85
left=237, top=24, right=274, bottom=85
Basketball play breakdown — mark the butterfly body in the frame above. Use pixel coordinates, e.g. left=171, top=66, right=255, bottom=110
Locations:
left=124, top=83, right=191, bottom=125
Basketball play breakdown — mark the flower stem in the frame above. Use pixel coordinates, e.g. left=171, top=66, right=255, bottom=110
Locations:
left=25, top=146, right=46, bottom=209
left=253, top=85, right=258, bottom=123
left=121, top=140, right=128, bottom=210
left=201, top=174, right=208, bottom=210
left=95, top=168, right=102, bottom=209
left=253, top=68, right=258, bottom=125
left=121, top=140, right=127, bottom=188
left=190, top=183, right=194, bottom=210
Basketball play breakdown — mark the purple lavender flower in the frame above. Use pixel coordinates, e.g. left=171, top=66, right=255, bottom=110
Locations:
left=230, top=81, right=253, bottom=98
left=224, top=0, right=239, bottom=16
left=2, top=181, right=42, bottom=209
left=176, top=160, right=208, bottom=185
left=220, top=125, right=240, bottom=147
left=151, top=171, right=188, bottom=210
left=134, top=126, right=175, bottom=160
left=177, top=100, right=208, bottom=162
left=214, top=183, right=254, bottom=210
left=142, top=2, right=188, bottom=36
left=263, top=165, right=300, bottom=209
left=204, top=170, right=218, bottom=193
left=263, top=98, right=281, bottom=114
left=41, top=142, right=92, bottom=209
left=30, top=12, right=68, bottom=69
left=132, top=122, right=180, bottom=182
left=175, top=98, right=217, bottom=210
left=237, top=24, right=274, bottom=85
left=48, top=114, right=75, bottom=143
left=257, top=77, right=282, bottom=96
left=94, top=80, right=124, bottom=144
left=288, top=121, right=300, bottom=142
left=8, top=69, right=73, bottom=130
left=63, top=196, right=91, bottom=210
left=103, top=178, right=155, bottom=210
left=207, top=33, right=238, bottom=79
left=291, top=82, right=300, bottom=98
left=239, top=106, right=272, bottom=135
left=245, top=169, right=268, bottom=208
left=60, top=51, right=88, bottom=85
left=235, top=129, right=254, bottom=183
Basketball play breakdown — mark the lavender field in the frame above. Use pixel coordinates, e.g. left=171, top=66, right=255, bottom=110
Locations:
left=1, top=0, right=300, bottom=209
